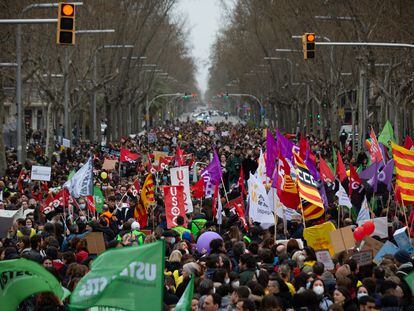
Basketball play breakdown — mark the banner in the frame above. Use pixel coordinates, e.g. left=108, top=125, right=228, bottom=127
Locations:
left=30, top=165, right=51, bottom=181
left=63, top=157, right=94, bottom=198
left=164, top=186, right=185, bottom=229
left=70, top=241, right=164, bottom=311
left=248, top=174, right=274, bottom=227
left=170, top=166, right=193, bottom=213
left=0, top=258, right=65, bottom=311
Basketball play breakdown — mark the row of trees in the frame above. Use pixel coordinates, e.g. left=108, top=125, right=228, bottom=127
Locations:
left=207, top=0, right=414, bottom=148
left=0, top=0, right=198, bottom=174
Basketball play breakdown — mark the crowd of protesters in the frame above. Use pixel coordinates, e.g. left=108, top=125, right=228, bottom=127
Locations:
left=0, top=118, right=413, bottom=311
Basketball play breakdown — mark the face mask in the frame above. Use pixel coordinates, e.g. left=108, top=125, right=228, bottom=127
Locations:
left=313, top=286, right=324, bottom=296
left=79, top=203, right=86, bottom=209
left=169, top=238, right=176, bottom=244
left=357, top=293, right=368, bottom=300
left=26, top=224, right=32, bottom=228
left=232, top=281, right=240, bottom=288
left=225, top=278, right=230, bottom=284
left=79, top=216, right=86, bottom=222
left=298, top=255, right=306, bottom=262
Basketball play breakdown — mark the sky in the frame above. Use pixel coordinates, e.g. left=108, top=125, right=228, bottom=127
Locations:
left=176, top=0, right=229, bottom=97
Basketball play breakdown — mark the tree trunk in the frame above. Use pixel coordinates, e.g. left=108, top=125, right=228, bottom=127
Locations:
left=0, top=100, right=6, bottom=177
left=45, top=103, right=54, bottom=165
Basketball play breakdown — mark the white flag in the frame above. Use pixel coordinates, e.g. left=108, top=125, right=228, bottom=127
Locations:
left=217, top=192, right=223, bottom=225
left=254, top=149, right=267, bottom=185
left=357, top=197, right=370, bottom=223
left=335, top=184, right=353, bottom=209
left=248, top=174, right=274, bottom=227
left=63, top=157, right=93, bottom=198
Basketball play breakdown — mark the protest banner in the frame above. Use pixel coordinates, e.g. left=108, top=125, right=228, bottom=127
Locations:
left=315, top=250, right=335, bottom=270
left=170, top=166, right=193, bottom=213
left=164, top=185, right=185, bottom=229
left=85, top=232, right=106, bottom=255
left=361, top=236, right=384, bottom=257
left=62, top=138, right=71, bottom=148
left=70, top=241, right=164, bottom=311
left=304, top=222, right=336, bottom=256
left=351, top=250, right=373, bottom=267
left=30, top=165, right=51, bottom=181
left=373, top=241, right=399, bottom=264
left=329, top=226, right=355, bottom=255
left=102, top=159, right=117, bottom=171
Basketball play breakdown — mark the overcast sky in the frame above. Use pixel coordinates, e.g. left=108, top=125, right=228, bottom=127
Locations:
left=176, top=0, right=230, bottom=96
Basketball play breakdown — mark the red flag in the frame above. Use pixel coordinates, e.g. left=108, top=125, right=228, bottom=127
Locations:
left=348, top=164, right=362, bottom=197
left=226, top=196, right=248, bottom=230
left=191, top=178, right=205, bottom=199
left=276, top=153, right=300, bottom=209
left=128, top=179, right=141, bottom=197
left=134, top=200, right=148, bottom=228
left=85, top=196, right=96, bottom=213
left=319, top=156, right=335, bottom=184
left=299, top=135, right=308, bottom=159
left=368, top=128, right=383, bottom=163
left=120, top=148, right=140, bottom=163
left=404, top=135, right=414, bottom=150
left=212, top=184, right=219, bottom=218
left=336, top=152, right=348, bottom=183
left=40, top=192, right=54, bottom=213
left=158, top=156, right=174, bottom=172
left=238, top=167, right=247, bottom=195
left=55, top=188, right=69, bottom=208
left=17, top=169, right=26, bottom=193
left=164, top=185, right=186, bottom=229
left=176, top=145, right=184, bottom=166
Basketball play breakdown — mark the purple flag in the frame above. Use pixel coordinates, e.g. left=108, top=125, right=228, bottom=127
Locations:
left=276, top=129, right=295, bottom=160
left=367, top=161, right=380, bottom=193
left=200, top=150, right=223, bottom=197
left=266, top=129, right=278, bottom=178
left=379, top=159, right=394, bottom=192
left=359, top=163, right=380, bottom=180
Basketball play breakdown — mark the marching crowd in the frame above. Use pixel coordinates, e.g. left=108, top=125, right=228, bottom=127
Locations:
left=0, top=119, right=413, bottom=311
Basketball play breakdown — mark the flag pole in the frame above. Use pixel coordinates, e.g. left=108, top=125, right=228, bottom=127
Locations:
left=273, top=190, right=278, bottom=242
left=221, top=176, right=229, bottom=203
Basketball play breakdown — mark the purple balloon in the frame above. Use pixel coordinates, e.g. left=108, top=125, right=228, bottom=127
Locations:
left=196, top=231, right=223, bottom=254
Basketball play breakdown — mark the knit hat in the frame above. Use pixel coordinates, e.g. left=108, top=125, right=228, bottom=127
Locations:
left=321, top=271, right=336, bottom=292
left=394, top=250, right=411, bottom=264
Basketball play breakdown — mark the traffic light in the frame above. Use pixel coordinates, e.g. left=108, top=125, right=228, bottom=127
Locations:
left=183, top=92, right=190, bottom=100
left=302, top=33, right=315, bottom=59
left=223, top=92, right=229, bottom=99
left=57, top=3, right=76, bottom=45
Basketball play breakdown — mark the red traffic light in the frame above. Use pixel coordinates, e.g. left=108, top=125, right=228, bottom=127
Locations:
left=61, top=4, right=74, bottom=17
left=306, top=33, right=315, bottom=42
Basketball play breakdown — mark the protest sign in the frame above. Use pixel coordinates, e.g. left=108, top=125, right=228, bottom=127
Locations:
left=30, top=165, right=51, bottom=181
left=148, top=132, right=157, bottom=143
left=304, top=222, right=336, bottom=256
left=351, top=250, right=373, bottom=267
left=164, top=185, right=185, bottom=229
left=221, top=131, right=229, bottom=137
left=315, top=250, right=335, bottom=270
left=358, top=217, right=388, bottom=239
left=102, top=159, right=117, bottom=171
left=70, top=241, right=164, bottom=311
left=0, top=209, right=23, bottom=237
left=62, top=138, right=71, bottom=148
left=170, top=166, right=193, bottom=213
left=361, top=236, right=384, bottom=257
left=100, top=146, right=121, bottom=158
left=329, top=226, right=355, bottom=255
left=248, top=174, right=274, bottom=227
left=393, top=226, right=414, bottom=254
left=85, top=232, right=106, bottom=255
left=373, top=241, right=399, bottom=264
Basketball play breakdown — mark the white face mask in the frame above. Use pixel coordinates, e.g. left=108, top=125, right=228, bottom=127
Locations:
left=313, top=285, right=324, bottom=296
left=79, top=203, right=86, bottom=209
left=357, top=293, right=368, bottom=300
left=232, top=281, right=240, bottom=288
left=225, top=278, right=230, bottom=284
left=169, top=238, right=176, bottom=244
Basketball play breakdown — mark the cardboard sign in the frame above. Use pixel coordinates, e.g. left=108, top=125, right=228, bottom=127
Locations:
left=31, top=165, right=51, bottom=181
left=102, top=159, right=117, bottom=171
left=316, top=250, right=335, bottom=270
left=373, top=241, right=399, bottom=264
left=329, top=226, right=355, bottom=254
left=85, top=232, right=106, bottom=255
left=62, top=138, right=71, bottom=148
left=361, top=236, right=384, bottom=257
left=393, top=226, right=414, bottom=254
left=351, top=250, right=373, bottom=267
left=0, top=208, right=24, bottom=237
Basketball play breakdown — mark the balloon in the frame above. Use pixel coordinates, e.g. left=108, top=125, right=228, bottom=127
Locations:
left=353, top=226, right=366, bottom=241
left=101, top=172, right=108, bottom=179
left=362, top=221, right=375, bottom=236
left=196, top=231, right=223, bottom=254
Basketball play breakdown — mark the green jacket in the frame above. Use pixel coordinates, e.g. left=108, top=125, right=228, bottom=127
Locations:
left=172, top=226, right=191, bottom=238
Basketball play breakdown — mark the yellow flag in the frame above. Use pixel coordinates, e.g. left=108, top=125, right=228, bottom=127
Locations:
left=141, top=174, right=155, bottom=209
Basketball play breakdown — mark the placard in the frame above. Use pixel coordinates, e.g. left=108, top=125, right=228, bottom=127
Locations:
left=30, top=165, right=51, bottom=181
left=351, top=250, right=373, bottom=267
left=102, top=159, right=117, bottom=171
left=315, top=250, right=335, bottom=270
left=329, top=226, right=355, bottom=254
left=85, top=232, right=106, bottom=255
left=148, top=132, right=157, bottom=143
left=62, top=138, right=71, bottom=148
left=304, top=222, right=336, bottom=256
left=361, top=236, right=384, bottom=257
left=0, top=208, right=24, bottom=237
left=373, top=241, right=399, bottom=264
left=393, top=226, right=414, bottom=254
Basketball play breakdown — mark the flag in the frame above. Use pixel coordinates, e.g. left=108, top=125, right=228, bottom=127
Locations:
left=93, top=186, right=105, bottom=213
left=404, top=135, right=414, bottom=150
left=141, top=174, right=155, bottom=209
left=63, top=157, right=93, bottom=198
left=120, top=148, right=140, bottom=163
left=134, top=200, right=148, bottom=228
left=40, top=192, right=54, bottom=213
left=357, top=197, right=370, bottom=222
left=378, top=120, right=395, bottom=149
left=392, top=142, right=414, bottom=202
left=70, top=241, right=164, bottom=311
left=226, top=196, right=248, bottom=230
left=299, top=135, right=308, bottom=159
left=128, top=179, right=141, bottom=197
left=176, top=145, right=185, bottom=166
left=367, top=128, right=384, bottom=163
left=158, top=156, right=174, bottom=171
left=336, top=152, right=348, bottom=183
left=0, top=258, right=65, bottom=311
left=378, top=159, right=394, bottom=192
left=275, top=153, right=300, bottom=209
left=248, top=174, right=274, bottom=226
left=85, top=195, right=96, bottom=213
left=238, top=166, right=247, bottom=196
left=349, top=164, right=363, bottom=197
left=191, top=178, right=205, bottom=199
left=336, top=184, right=352, bottom=209
left=212, top=184, right=219, bottom=219
left=255, top=149, right=267, bottom=184
left=175, top=275, right=194, bottom=311
left=54, top=188, right=69, bottom=208
left=17, top=169, right=27, bottom=193
left=404, top=271, right=414, bottom=294
left=294, top=153, right=324, bottom=220
left=266, top=129, right=278, bottom=178
left=164, top=186, right=185, bottom=229
left=277, top=129, right=294, bottom=160
left=319, top=156, right=335, bottom=184
left=200, top=151, right=222, bottom=198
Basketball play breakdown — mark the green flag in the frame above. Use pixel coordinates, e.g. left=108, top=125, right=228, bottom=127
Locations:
left=0, top=258, right=64, bottom=311
left=378, top=120, right=396, bottom=149
left=70, top=241, right=165, bottom=311
left=175, top=275, right=194, bottom=311
left=93, top=186, right=105, bottom=213
left=68, top=170, right=76, bottom=180
left=405, top=271, right=414, bottom=294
